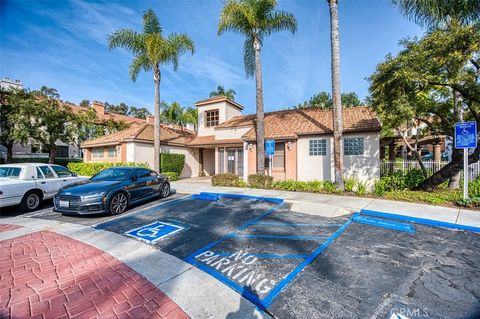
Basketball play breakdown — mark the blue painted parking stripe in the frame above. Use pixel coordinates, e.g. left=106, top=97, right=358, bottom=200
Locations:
left=255, top=222, right=343, bottom=227
left=94, top=195, right=192, bottom=230
left=261, top=218, right=353, bottom=308
left=360, top=209, right=480, bottom=233
left=352, top=215, right=416, bottom=234
left=214, top=252, right=309, bottom=259
left=231, top=234, right=327, bottom=240
left=199, top=192, right=284, bottom=204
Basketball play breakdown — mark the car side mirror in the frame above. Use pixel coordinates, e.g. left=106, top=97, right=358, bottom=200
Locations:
left=131, top=175, right=138, bottom=182
left=72, top=172, right=77, bottom=177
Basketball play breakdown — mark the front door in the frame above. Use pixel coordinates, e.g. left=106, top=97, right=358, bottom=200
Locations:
left=219, top=147, right=243, bottom=176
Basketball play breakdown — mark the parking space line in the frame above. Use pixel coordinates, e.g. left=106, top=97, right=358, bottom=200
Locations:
left=261, top=218, right=354, bottom=308
left=231, top=234, right=328, bottom=240
left=93, top=195, right=192, bottom=229
left=254, top=222, right=343, bottom=227
left=23, top=207, right=54, bottom=217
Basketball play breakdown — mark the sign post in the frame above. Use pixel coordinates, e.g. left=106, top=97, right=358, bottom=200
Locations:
left=454, top=121, right=477, bottom=200
left=265, top=140, right=275, bottom=176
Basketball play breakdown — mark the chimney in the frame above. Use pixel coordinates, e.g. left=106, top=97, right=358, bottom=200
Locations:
left=145, top=115, right=154, bottom=125
left=91, top=101, right=105, bottom=115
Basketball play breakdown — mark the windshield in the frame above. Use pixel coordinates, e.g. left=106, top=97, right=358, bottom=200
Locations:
left=0, top=167, right=22, bottom=179
left=91, top=168, right=131, bottom=181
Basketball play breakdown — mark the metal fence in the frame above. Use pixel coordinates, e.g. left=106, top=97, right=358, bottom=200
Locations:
left=380, top=160, right=480, bottom=180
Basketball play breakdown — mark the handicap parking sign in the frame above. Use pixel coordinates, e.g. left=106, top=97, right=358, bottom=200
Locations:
left=125, top=221, right=185, bottom=244
left=265, top=140, right=275, bottom=156
left=455, top=121, right=477, bottom=149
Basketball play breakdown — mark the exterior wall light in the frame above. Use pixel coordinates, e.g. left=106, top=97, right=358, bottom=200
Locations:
left=287, top=141, right=292, bottom=150
left=248, top=143, right=253, bottom=151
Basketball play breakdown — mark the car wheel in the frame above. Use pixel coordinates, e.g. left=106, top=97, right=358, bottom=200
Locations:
left=109, top=192, right=128, bottom=215
left=160, top=182, right=170, bottom=198
left=19, top=191, right=42, bottom=212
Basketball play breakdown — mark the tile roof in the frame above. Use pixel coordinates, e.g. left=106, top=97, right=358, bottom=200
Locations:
left=187, top=135, right=243, bottom=146
left=69, top=104, right=145, bottom=124
left=216, top=106, right=380, bottom=140
left=195, top=96, right=244, bottom=110
left=80, top=123, right=195, bottom=147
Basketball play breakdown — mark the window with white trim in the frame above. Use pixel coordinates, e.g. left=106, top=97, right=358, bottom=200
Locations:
left=309, top=139, right=326, bottom=156
left=344, top=137, right=364, bottom=155
left=92, top=148, right=103, bottom=158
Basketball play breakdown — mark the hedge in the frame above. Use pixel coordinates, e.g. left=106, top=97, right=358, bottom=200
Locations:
left=212, top=174, right=244, bottom=187
left=0, top=157, right=83, bottom=166
left=67, top=162, right=149, bottom=176
left=162, top=172, right=179, bottom=181
left=160, top=153, right=185, bottom=175
left=248, top=174, right=274, bottom=188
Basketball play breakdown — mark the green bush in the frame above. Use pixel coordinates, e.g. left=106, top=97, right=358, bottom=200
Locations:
left=162, top=172, right=179, bottom=181
left=322, top=181, right=337, bottom=193
left=67, top=162, right=149, bottom=176
left=404, top=169, right=426, bottom=189
left=373, top=179, right=387, bottom=196
left=248, top=174, right=274, bottom=188
left=343, top=176, right=357, bottom=192
left=355, top=180, right=369, bottom=195
left=160, top=153, right=185, bottom=175
left=212, top=173, right=241, bottom=187
left=468, top=177, right=480, bottom=198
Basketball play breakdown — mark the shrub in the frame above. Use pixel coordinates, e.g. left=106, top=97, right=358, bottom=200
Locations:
left=67, top=162, right=149, bottom=176
left=355, top=179, right=369, bottom=195
left=404, top=169, right=426, bottom=189
left=212, top=173, right=240, bottom=187
left=248, top=174, right=274, bottom=188
left=468, top=177, right=480, bottom=198
left=160, top=153, right=185, bottom=175
left=322, top=181, right=337, bottom=193
left=162, top=172, right=179, bottom=181
left=343, top=176, right=357, bottom=192
left=373, top=179, right=387, bottom=196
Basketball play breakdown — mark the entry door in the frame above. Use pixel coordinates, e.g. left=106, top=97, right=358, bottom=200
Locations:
left=227, top=149, right=236, bottom=174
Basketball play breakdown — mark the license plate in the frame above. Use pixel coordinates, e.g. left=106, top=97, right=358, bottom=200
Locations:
left=59, top=200, right=69, bottom=208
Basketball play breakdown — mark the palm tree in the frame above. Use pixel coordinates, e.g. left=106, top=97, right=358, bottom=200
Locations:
left=328, top=0, right=344, bottom=190
left=181, top=107, right=199, bottom=130
left=108, top=9, right=195, bottom=172
left=209, top=85, right=237, bottom=100
left=219, top=0, right=297, bottom=175
left=392, top=0, right=480, bottom=28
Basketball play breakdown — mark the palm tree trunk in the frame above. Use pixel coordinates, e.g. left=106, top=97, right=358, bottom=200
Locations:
left=153, top=65, right=161, bottom=172
left=254, top=37, right=265, bottom=175
left=329, top=0, right=344, bottom=189
left=448, top=90, right=463, bottom=189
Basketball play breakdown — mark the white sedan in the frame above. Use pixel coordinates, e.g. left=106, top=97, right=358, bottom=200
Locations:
left=0, top=163, right=87, bottom=211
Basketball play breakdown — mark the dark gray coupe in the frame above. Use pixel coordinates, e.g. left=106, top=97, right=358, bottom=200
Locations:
left=53, top=167, right=170, bottom=215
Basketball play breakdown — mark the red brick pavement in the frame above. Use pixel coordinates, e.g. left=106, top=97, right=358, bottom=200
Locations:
left=0, top=231, right=189, bottom=319
left=0, top=225, right=23, bottom=233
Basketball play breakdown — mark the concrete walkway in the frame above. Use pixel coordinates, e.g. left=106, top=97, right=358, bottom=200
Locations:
left=171, top=178, right=480, bottom=227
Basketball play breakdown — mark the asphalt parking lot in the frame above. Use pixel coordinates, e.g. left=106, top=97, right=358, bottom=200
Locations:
left=5, top=192, right=480, bottom=318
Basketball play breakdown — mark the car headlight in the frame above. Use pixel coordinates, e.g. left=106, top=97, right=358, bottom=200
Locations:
left=81, top=191, right=106, bottom=200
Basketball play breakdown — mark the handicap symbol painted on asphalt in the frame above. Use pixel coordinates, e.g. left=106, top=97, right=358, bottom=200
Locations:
left=125, top=221, right=186, bottom=244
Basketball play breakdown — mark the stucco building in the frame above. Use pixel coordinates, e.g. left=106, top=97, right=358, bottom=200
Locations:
left=81, top=96, right=381, bottom=182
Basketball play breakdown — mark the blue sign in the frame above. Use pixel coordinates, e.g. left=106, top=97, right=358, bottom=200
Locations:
left=125, top=221, right=185, bottom=244
left=265, top=140, right=275, bottom=156
left=455, top=121, right=477, bottom=149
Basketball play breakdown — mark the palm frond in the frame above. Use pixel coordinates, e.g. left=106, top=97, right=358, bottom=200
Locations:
left=219, top=0, right=255, bottom=35
left=108, top=29, right=144, bottom=54
left=143, top=8, right=162, bottom=34
left=129, top=54, right=151, bottom=82
left=165, top=33, right=195, bottom=70
left=243, top=35, right=256, bottom=77
left=264, top=10, right=298, bottom=35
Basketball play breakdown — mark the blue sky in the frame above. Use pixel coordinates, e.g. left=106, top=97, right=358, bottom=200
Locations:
left=1, top=0, right=423, bottom=114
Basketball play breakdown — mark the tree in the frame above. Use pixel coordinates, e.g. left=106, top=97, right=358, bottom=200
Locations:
left=209, top=85, right=237, bottom=100
left=392, top=0, right=480, bottom=28
left=328, top=0, right=344, bottom=189
left=79, top=99, right=90, bottom=108
left=219, top=0, right=297, bottom=175
left=106, top=102, right=129, bottom=115
left=294, top=91, right=361, bottom=109
left=161, top=101, right=183, bottom=124
left=0, top=88, right=32, bottom=163
left=15, top=87, right=80, bottom=163
left=109, top=8, right=195, bottom=172
left=181, top=107, right=198, bottom=130
left=128, top=106, right=151, bottom=119
left=392, top=0, right=480, bottom=189
left=369, top=22, right=480, bottom=190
